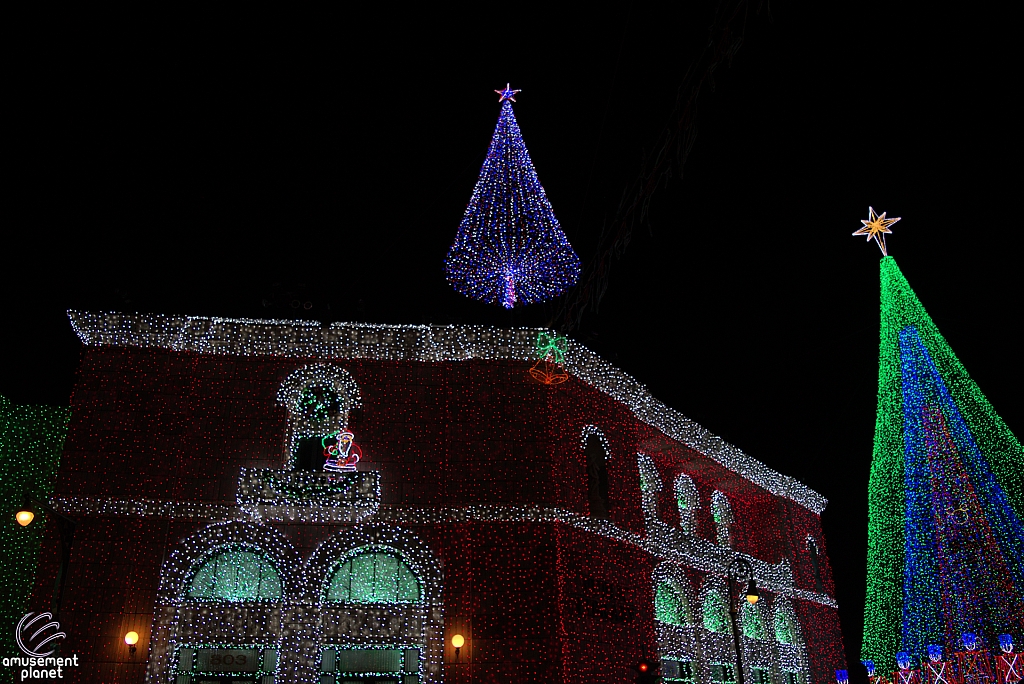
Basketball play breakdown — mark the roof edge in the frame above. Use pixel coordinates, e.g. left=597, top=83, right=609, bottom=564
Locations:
left=67, top=310, right=827, bottom=513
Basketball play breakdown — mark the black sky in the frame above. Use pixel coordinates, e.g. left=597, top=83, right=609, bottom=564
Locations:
left=5, top=3, right=1021, bottom=677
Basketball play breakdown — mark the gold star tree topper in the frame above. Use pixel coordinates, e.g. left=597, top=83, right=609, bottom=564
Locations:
left=853, top=206, right=901, bottom=256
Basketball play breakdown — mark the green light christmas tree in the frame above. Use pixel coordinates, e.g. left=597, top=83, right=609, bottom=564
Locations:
left=0, top=396, right=70, bottom=678
left=856, top=209, right=1024, bottom=670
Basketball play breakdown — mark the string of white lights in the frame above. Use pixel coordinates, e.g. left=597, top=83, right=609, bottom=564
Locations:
left=67, top=311, right=828, bottom=513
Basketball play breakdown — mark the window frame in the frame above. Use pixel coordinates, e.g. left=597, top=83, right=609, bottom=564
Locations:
left=185, top=547, right=283, bottom=602
left=674, top=473, right=699, bottom=534
left=323, top=546, right=423, bottom=605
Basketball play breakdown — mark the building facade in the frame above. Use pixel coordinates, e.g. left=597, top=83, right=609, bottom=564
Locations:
left=28, top=312, right=846, bottom=683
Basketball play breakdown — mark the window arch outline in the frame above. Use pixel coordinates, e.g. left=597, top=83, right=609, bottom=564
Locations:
left=806, top=536, right=825, bottom=592
left=652, top=563, right=694, bottom=627
left=322, top=544, right=423, bottom=604
left=306, top=523, right=443, bottom=608
left=278, top=364, right=362, bottom=469
left=158, top=521, right=304, bottom=605
left=711, top=490, right=734, bottom=547
left=580, top=425, right=611, bottom=457
left=637, top=452, right=664, bottom=526
left=184, top=545, right=284, bottom=602
left=701, top=582, right=730, bottom=633
left=773, top=596, right=803, bottom=645
left=674, top=473, right=699, bottom=534
left=582, top=425, right=612, bottom=519
left=741, top=599, right=767, bottom=640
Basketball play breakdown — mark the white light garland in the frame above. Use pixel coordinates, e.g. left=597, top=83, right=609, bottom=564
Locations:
left=67, top=311, right=827, bottom=513
left=580, top=424, right=612, bottom=457
left=50, top=495, right=836, bottom=610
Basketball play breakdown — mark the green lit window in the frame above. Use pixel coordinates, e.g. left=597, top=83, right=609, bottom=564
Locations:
left=187, top=550, right=282, bottom=601
left=783, top=671, right=801, bottom=684
left=655, top=579, right=691, bottom=626
left=752, top=668, right=771, bottom=684
left=774, top=605, right=797, bottom=644
left=702, top=590, right=729, bottom=633
left=674, top=474, right=698, bottom=533
left=711, top=663, right=737, bottom=684
left=712, top=491, right=733, bottom=546
left=742, top=601, right=766, bottom=640
left=299, top=386, right=342, bottom=423
left=326, top=551, right=421, bottom=603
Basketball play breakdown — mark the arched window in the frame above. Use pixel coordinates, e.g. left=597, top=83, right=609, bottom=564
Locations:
left=807, top=538, right=824, bottom=592
left=326, top=550, right=421, bottom=603
left=741, top=601, right=766, bottom=640
left=655, top=578, right=692, bottom=626
left=702, top=588, right=729, bottom=633
left=187, top=549, right=282, bottom=601
left=774, top=599, right=801, bottom=645
left=582, top=427, right=611, bottom=519
left=712, top=491, right=733, bottom=547
left=675, top=473, right=698, bottom=534
left=637, top=452, right=663, bottom=525
left=278, top=364, right=361, bottom=471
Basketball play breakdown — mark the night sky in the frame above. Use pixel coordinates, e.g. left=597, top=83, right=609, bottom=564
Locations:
left=5, top=4, right=1020, bottom=676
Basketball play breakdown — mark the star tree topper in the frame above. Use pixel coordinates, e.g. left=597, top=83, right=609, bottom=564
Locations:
left=853, top=206, right=901, bottom=256
left=495, top=83, right=521, bottom=102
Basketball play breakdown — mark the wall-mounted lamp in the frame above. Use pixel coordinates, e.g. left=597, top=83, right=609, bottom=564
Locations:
left=124, top=631, right=139, bottom=658
left=451, top=633, right=465, bottom=660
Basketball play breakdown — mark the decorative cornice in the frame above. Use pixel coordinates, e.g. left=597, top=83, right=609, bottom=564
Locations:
left=67, top=311, right=827, bottom=513
left=48, top=495, right=836, bottom=609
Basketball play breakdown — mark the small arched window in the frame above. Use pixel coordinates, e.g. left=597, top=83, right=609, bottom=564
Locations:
left=187, top=549, right=282, bottom=601
left=711, top=491, right=734, bottom=547
left=583, top=428, right=611, bottom=519
left=637, top=452, right=663, bottom=525
left=702, top=588, right=729, bottom=633
left=655, top=579, right=692, bottom=626
left=741, top=601, right=766, bottom=640
left=675, top=474, right=698, bottom=534
left=774, top=600, right=801, bottom=645
left=326, top=550, right=421, bottom=603
left=807, top=538, right=825, bottom=592
left=278, top=364, right=361, bottom=471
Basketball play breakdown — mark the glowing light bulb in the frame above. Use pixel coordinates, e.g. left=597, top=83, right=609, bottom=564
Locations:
left=451, top=634, right=465, bottom=649
left=124, top=631, right=139, bottom=646
left=15, top=510, right=34, bottom=526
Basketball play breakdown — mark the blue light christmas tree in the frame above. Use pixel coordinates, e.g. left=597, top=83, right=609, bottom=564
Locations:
left=445, top=85, right=581, bottom=308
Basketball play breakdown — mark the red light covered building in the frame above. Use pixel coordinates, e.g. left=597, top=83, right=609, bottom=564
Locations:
left=30, top=311, right=846, bottom=684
